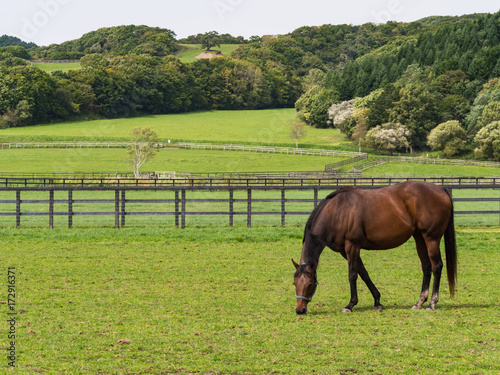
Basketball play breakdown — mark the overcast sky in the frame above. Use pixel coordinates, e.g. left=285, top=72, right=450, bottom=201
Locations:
left=2, top=0, right=499, bottom=46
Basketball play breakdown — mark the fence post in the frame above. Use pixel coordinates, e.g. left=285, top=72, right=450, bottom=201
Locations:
left=281, top=189, right=286, bottom=227
left=175, top=190, right=179, bottom=228
left=247, top=189, right=252, bottom=228
left=314, top=188, right=318, bottom=209
left=16, top=190, right=21, bottom=228
left=68, top=190, right=73, bottom=228
left=229, top=189, right=234, bottom=227
left=181, top=189, right=186, bottom=229
left=49, top=190, right=54, bottom=229
left=114, top=190, right=120, bottom=229
left=121, top=190, right=126, bottom=227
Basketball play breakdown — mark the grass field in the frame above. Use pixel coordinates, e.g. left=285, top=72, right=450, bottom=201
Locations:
left=364, top=161, right=500, bottom=177
left=0, top=109, right=351, bottom=149
left=0, top=147, right=346, bottom=174
left=176, top=44, right=243, bottom=63
left=32, top=62, right=81, bottom=72
left=0, top=227, right=498, bottom=374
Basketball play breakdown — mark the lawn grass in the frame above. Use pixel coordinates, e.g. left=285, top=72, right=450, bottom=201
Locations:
left=366, top=161, right=500, bottom=177
left=32, top=62, right=81, bottom=72
left=0, top=227, right=498, bottom=374
left=176, top=44, right=243, bottom=63
left=0, top=109, right=351, bottom=149
left=0, top=147, right=344, bottom=174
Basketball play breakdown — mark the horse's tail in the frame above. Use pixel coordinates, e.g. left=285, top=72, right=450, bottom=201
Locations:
left=444, top=188, right=458, bottom=297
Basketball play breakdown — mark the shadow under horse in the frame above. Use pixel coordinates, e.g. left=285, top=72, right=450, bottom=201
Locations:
left=293, top=181, right=457, bottom=314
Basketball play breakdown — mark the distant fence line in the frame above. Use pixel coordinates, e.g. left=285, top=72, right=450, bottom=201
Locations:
left=0, top=185, right=498, bottom=229
left=356, top=156, right=500, bottom=170
left=177, top=142, right=365, bottom=158
left=0, top=141, right=364, bottom=158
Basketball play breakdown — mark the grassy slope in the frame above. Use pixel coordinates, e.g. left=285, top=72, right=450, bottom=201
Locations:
left=0, top=109, right=349, bottom=148
left=1, top=227, right=498, bottom=374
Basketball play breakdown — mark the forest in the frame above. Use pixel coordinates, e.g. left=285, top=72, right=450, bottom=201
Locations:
left=1, top=12, right=500, bottom=159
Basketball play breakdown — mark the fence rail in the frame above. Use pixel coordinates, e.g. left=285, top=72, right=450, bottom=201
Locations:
left=0, top=176, right=499, bottom=188
left=0, top=185, right=498, bottom=229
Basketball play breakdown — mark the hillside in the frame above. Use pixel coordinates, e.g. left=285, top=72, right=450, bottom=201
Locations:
left=1, top=12, right=500, bottom=159
left=29, top=25, right=178, bottom=60
left=0, top=34, right=36, bottom=48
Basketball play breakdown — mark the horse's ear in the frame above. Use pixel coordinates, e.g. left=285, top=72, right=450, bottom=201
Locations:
left=292, top=259, right=300, bottom=269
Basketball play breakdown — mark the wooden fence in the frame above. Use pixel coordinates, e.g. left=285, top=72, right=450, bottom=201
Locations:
left=0, top=184, right=498, bottom=229
left=1, top=176, right=499, bottom=188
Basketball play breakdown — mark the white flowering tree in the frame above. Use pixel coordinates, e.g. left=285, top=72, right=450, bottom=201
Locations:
left=327, top=99, right=356, bottom=134
left=365, top=123, right=410, bottom=154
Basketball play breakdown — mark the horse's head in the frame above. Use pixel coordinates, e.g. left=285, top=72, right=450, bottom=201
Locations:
left=292, top=259, right=318, bottom=315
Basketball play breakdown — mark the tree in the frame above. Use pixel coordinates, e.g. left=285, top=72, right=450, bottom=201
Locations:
left=388, top=83, right=442, bottom=149
left=476, top=100, right=500, bottom=129
left=427, top=120, right=468, bottom=156
left=127, top=127, right=159, bottom=177
left=474, top=121, right=500, bottom=161
left=328, top=98, right=356, bottom=134
left=289, top=122, right=307, bottom=148
left=364, top=123, right=410, bottom=154
left=200, top=31, right=221, bottom=51
left=351, top=107, right=369, bottom=152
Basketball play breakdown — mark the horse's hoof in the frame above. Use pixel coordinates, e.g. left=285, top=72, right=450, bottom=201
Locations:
left=426, top=306, right=435, bottom=311
left=342, top=308, right=352, bottom=313
left=412, top=305, right=422, bottom=310
left=373, top=305, right=383, bottom=312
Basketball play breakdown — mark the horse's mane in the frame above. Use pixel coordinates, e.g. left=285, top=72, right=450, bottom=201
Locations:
left=300, top=187, right=355, bottom=270
left=303, top=187, right=354, bottom=240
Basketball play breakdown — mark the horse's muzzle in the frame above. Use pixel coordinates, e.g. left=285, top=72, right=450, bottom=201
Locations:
left=296, top=307, right=308, bottom=315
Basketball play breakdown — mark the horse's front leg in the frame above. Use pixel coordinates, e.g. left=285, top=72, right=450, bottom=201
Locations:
left=357, top=257, right=383, bottom=311
left=342, top=241, right=360, bottom=313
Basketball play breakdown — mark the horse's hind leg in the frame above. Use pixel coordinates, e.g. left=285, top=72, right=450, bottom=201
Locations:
left=412, top=231, right=432, bottom=310
left=425, top=237, right=443, bottom=311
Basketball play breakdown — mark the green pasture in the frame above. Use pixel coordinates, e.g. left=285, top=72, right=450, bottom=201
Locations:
left=0, top=227, right=498, bottom=374
left=32, top=62, right=81, bottom=72
left=0, top=147, right=343, bottom=174
left=0, top=109, right=351, bottom=148
left=1, top=147, right=499, bottom=177
left=365, top=160, right=500, bottom=177
left=176, top=44, right=243, bottom=63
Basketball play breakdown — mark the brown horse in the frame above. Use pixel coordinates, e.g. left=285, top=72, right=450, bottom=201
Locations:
left=293, top=181, right=457, bottom=314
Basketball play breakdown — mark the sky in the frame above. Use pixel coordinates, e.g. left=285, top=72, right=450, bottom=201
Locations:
left=1, top=0, right=500, bottom=46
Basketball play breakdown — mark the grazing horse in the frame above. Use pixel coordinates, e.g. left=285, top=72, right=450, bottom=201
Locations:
left=293, top=181, right=457, bottom=314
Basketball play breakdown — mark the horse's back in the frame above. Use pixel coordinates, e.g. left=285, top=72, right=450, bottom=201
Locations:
left=390, top=181, right=452, bottom=237
left=310, top=181, right=452, bottom=250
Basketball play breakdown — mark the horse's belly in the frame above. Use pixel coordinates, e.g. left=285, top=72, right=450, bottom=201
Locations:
left=360, top=217, right=414, bottom=250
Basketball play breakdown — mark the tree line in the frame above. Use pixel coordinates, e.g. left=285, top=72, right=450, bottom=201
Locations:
left=0, top=52, right=298, bottom=127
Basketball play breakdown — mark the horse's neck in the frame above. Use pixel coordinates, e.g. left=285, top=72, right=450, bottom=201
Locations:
left=300, top=231, right=325, bottom=270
